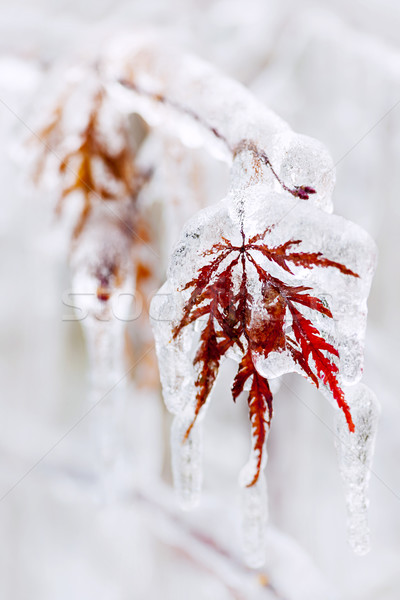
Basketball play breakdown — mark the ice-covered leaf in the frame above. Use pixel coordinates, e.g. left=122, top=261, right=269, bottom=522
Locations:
left=32, top=68, right=150, bottom=239
left=171, top=204, right=367, bottom=486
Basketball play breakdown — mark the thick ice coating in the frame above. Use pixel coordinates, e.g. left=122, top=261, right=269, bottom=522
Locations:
left=102, top=33, right=336, bottom=215
left=151, top=134, right=377, bottom=567
left=32, top=37, right=377, bottom=567
left=102, top=33, right=288, bottom=160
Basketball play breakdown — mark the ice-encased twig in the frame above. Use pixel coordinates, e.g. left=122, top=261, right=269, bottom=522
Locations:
left=334, top=383, right=380, bottom=555
left=102, top=32, right=288, bottom=158
left=102, top=34, right=336, bottom=212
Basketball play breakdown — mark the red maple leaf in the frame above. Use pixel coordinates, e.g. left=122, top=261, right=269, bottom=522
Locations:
left=173, top=226, right=358, bottom=486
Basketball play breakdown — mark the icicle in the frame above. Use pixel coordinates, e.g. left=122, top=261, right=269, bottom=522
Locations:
left=239, top=431, right=269, bottom=568
left=334, top=383, right=380, bottom=555
left=151, top=282, right=207, bottom=509
left=171, top=413, right=203, bottom=509
left=82, top=316, right=125, bottom=460
left=72, top=254, right=134, bottom=499
left=241, top=473, right=268, bottom=568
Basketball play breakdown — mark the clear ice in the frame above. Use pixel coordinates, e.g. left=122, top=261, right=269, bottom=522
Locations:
left=31, top=37, right=379, bottom=565
left=240, top=449, right=269, bottom=569
left=335, top=384, right=380, bottom=555
left=137, top=39, right=379, bottom=567
left=71, top=219, right=135, bottom=498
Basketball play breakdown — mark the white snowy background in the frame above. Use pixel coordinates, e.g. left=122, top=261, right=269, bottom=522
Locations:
left=0, top=1, right=399, bottom=599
